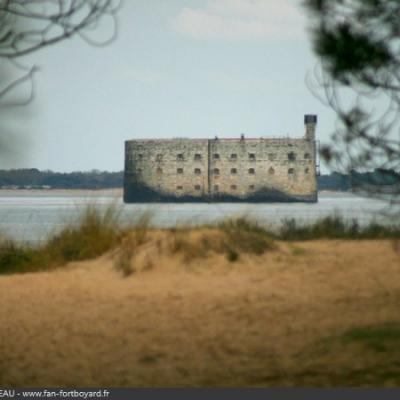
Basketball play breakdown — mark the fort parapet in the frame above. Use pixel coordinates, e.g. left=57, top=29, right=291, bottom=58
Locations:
left=124, top=115, right=318, bottom=203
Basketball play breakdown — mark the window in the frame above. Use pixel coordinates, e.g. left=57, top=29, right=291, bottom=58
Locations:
left=230, top=153, right=237, bottom=160
left=194, top=153, right=202, bottom=160
left=177, top=153, right=184, bottom=161
left=177, top=168, right=183, bottom=174
left=214, top=185, right=219, bottom=192
left=268, top=153, right=276, bottom=161
left=213, top=153, right=220, bottom=160
left=157, top=167, right=163, bottom=175
left=249, top=153, right=256, bottom=160
left=194, top=185, right=201, bottom=191
left=248, top=168, right=255, bottom=175
left=269, top=167, right=275, bottom=175
left=249, top=185, right=255, bottom=190
left=305, top=168, right=310, bottom=174
left=231, top=168, right=237, bottom=174
left=177, top=185, right=183, bottom=190
left=288, top=168, right=295, bottom=175
left=194, top=168, right=201, bottom=175
left=288, top=152, right=296, bottom=161
left=213, top=168, right=220, bottom=175
left=156, top=154, right=163, bottom=161
left=304, top=153, right=311, bottom=160
left=230, top=185, right=237, bottom=190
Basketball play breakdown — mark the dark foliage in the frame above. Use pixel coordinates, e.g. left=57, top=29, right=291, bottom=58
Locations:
left=0, top=169, right=123, bottom=189
left=304, top=0, right=400, bottom=210
left=318, top=169, right=400, bottom=191
left=1, top=168, right=398, bottom=191
left=317, top=172, right=350, bottom=191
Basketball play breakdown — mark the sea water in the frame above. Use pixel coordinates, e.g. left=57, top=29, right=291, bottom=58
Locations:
left=0, top=191, right=391, bottom=244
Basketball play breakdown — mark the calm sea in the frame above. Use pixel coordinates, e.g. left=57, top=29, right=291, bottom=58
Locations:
left=0, top=190, right=391, bottom=244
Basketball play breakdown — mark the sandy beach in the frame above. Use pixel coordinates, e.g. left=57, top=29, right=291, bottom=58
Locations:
left=1, top=235, right=399, bottom=387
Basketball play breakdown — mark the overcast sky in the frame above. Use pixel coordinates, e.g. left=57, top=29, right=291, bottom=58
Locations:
left=3, top=0, right=337, bottom=172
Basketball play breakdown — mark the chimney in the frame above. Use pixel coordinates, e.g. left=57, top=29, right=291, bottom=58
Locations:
left=304, top=114, right=317, bottom=141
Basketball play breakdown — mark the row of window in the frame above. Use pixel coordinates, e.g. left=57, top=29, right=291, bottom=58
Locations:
left=153, top=167, right=310, bottom=175
left=177, top=185, right=256, bottom=192
left=137, top=152, right=311, bottom=161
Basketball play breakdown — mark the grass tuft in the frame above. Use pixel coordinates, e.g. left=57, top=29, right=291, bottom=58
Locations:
left=0, top=241, right=39, bottom=274
left=219, top=217, right=276, bottom=259
left=115, top=240, right=135, bottom=277
left=167, top=218, right=275, bottom=264
left=169, top=229, right=224, bottom=262
left=225, top=247, right=239, bottom=262
left=0, top=204, right=121, bottom=275
left=113, top=211, right=153, bottom=276
left=279, top=215, right=400, bottom=240
left=44, top=204, right=120, bottom=263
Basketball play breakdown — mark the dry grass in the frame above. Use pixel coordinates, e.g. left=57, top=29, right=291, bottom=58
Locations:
left=114, top=212, right=153, bottom=276
left=166, top=218, right=275, bottom=264
left=1, top=238, right=399, bottom=387
left=1, top=211, right=399, bottom=276
left=169, top=229, right=225, bottom=261
left=219, top=217, right=276, bottom=257
left=2, top=209, right=400, bottom=386
left=44, top=203, right=120, bottom=262
left=289, top=322, right=400, bottom=386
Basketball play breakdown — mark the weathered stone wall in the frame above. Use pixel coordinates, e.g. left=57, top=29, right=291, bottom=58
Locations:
left=209, top=138, right=317, bottom=200
left=124, top=139, right=209, bottom=201
left=124, top=118, right=318, bottom=203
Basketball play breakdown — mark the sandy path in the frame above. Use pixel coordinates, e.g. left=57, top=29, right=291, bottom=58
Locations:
left=1, top=239, right=399, bottom=387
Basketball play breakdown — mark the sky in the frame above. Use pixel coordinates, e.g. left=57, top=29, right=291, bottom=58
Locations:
left=2, top=0, right=337, bottom=172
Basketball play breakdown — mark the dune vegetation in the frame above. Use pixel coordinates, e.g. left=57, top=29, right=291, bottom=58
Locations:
left=1, top=206, right=400, bottom=387
left=0, top=204, right=121, bottom=274
left=0, top=205, right=399, bottom=276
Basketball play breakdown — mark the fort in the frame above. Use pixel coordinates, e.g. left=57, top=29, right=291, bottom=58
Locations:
left=124, top=115, right=318, bottom=203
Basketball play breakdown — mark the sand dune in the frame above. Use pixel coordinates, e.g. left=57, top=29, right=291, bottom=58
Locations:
left=1, top=235, right=399, bottom=387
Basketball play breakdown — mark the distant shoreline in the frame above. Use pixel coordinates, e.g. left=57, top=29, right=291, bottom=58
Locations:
left=0, top=188, right=123, bottom=197
left=0, top=188, right=353, bottom=198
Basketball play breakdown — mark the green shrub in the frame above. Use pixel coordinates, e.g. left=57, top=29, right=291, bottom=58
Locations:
left=0, top=241, right=39, bottom=274
left=342, top=323, right=400, bottom=353
left=225, top=247, right=239, bottom=262
left=279, top=215, right=400, bottom=240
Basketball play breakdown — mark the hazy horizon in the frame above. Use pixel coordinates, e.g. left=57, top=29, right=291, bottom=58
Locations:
left=1, top=0, right=337, bottom=173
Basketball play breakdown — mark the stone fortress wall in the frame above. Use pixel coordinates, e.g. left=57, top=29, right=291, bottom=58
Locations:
left=124, top=115, right=318, bottom=203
